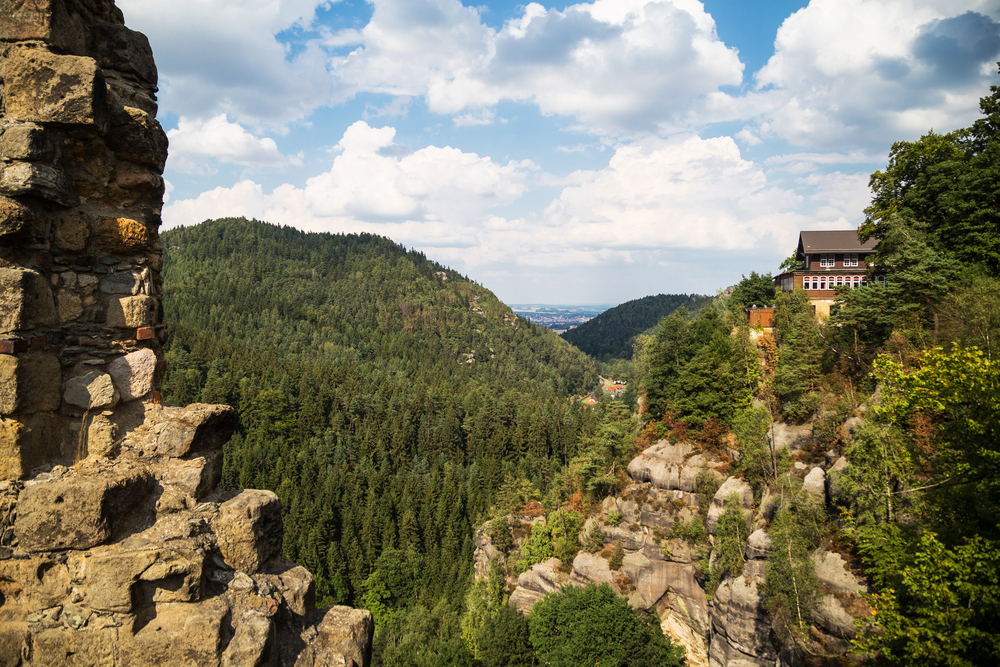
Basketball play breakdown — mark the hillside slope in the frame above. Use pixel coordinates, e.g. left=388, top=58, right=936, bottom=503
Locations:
left=561, top=293, right=710, bottom=361
left=160, top=218, right=601, bottom=612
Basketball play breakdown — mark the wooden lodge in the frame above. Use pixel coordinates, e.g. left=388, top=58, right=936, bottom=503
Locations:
left=773, top=230, right=883, bottom=318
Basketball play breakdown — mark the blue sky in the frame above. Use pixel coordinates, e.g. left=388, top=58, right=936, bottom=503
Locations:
left=118, top=0, right=1000, bottom=305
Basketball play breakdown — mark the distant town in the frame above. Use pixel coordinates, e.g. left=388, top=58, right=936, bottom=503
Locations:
left=508, top=304, right=611, bottom=332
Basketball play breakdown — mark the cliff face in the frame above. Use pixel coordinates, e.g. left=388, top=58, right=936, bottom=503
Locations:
left=0, top=2, right=372, bottom=665
left=480, top=426, right=869, bottom=667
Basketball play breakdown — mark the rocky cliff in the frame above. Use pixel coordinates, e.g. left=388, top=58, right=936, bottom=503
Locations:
left=0, top=1, right=372, bottom=664
left=477, top=423, right=869, bottom=667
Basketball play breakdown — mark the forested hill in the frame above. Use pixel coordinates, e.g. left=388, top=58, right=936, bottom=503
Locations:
left=561, top=293, right=710, bottom=360
left=158, top=217, right=602, bottom=618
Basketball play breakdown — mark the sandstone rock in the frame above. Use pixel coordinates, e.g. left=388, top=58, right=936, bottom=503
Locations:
left=662, top=612, right=709, bottom=667
left=0, top=161, right=73, bottom=206
left=811, top=550, right=865, bottom=596
left=84, top=547, right=203, bottom=612
left=827, top=455, right=850, bottom=500
left=88, top=22, right=157, bottom=85
left=216, top=490, right=284, bottom=574
left=746, top=529, right=771, bottom=560
left=222, top=610, right=273, bottom=667
left=509, top=557, right=572, bottom=613
left=5, top=48, right=107, bottom=127
left=98, top=270, right=141, bottom=295
left=570, top=551, right=614, bottom=587
left=0, top=557, right=70, bottom=608
left=0, top=267, right=58, bottom=333
left=0, top=194, right=40, bottom=239
left=64, top=371, right=119, bottom=410
left=94, top=218, right=149, bottom=255
left=0, top=353, right=61, bottom=415
left=106, top=295, right=157, bottom=329
left=85, top=413, right=118, bottom=458
left=156, top=403, right=237, bottom=457
left=803, top=466, right=826, bottom=499
left=56, top=288, right=83, bottom=324
left=0, top=124, right=54, bottom=162
left=706, top=477, right=753, bottom=534
left=813, top=594, right=859, bottom=639
left=160, top=451, right=222, bottom=500
left=628, top=441, right=724, bottom=493
left=294, top=606, right=374, bottom=667
left=106, top=107, right=168, bottom=171
left=14, top=467, right=154, bottom=551
left=107, top=347, right=156, bottom=401
left=0, top=412, right=61, bottom=479
left=256, top=560, right=315, bottom=618
left=53, top=215, right=90, bottom=252
left=716, top=566, right=772, bottom=661
left=769, top=421, right=812, bottom=451
left=32, top=626, right=118, bottom=667
left=0, top=0, right=88, bottom=53
left=124, top=598, right=230, bottom=666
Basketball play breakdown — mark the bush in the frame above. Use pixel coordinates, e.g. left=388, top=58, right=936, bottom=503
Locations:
left=516, top=523, right=553, bottom=573
left=529, top=583, right=685, bottom=667
left=608, top=510, right=623, bottom=526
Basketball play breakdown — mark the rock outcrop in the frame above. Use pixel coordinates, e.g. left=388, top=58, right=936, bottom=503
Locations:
left=0, top=1, right=373, bottom=664
left=492, top=433, right=870, bottom=667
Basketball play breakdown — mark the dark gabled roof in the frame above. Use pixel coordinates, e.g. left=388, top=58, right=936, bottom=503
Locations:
left=798, top=230, right=878, bottom=254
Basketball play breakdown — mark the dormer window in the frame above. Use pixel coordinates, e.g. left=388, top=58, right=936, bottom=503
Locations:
left=845, top=253, right=859, bottom=267
left=820, top=254, right=834, bottom=268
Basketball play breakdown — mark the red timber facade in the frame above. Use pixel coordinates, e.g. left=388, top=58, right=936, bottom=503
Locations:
left=774, top=230, right=883, bottom=318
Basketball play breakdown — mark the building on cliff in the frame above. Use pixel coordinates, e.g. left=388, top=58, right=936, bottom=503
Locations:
left=773, top=230, right=883, bottom=319
left=0, top=1, right=372, bottom=664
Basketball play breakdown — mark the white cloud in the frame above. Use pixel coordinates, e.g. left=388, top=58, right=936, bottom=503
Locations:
left=744, top=0, right=1000, bottom=149
left=166, top=115, right=290, bottom=173
left=330, top=0, right=744, bottom=134
left=118, top=0, right=333, bottom=125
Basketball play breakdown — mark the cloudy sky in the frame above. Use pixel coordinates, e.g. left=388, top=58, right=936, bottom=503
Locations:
left=118, top=0, right=1000, bottom=305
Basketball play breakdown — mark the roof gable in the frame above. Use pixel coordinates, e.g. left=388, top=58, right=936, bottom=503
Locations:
left=798, top=230, right=878, bottom=254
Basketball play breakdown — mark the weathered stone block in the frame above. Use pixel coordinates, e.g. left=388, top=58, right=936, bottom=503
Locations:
left=216, top=490, right=283, bottom=573
left=222, top=610, right=273, bottom=667
left=707, top=476, right=753, bottom=534
left=0, top=556, right=70, bottom=608
left=107, top=107, right=168, bottom=171
left=13, top=466, right=154, bottom=551
left=0, top=194, right=41, bottom=240
left=0, top=266, right=58, bottom=333
left=0, top=124, right=54, bottom=162
left=56, top=288, right=83, bottom=324
left=94, top=217, right=148, bottom=254
left=107, top=347, right=156, bottom=401
left=160, top=451, right=222, bottom=500
left=88, top=21, right=157, bottom=85
left=0, top=161, right=72, bottom=206
left=64, top=370, right=119, bottom=409
left=106, top=294, right=156, bottom=328
left=5, top=48, right=107, bottom=127
left=85, top=547, right=203, bottom=612
left=0, top=412, right=61, bottom=480
left=156, top=403, right=236, bottom=457
left=0, top=353, right=61, bottom=415
left=85, top=413, right=118, bottom=458
left=293, top=606, right=374, bottom=667
left=99, top=270, right=141, bottom=295
left=0, top=0, right=88, bottom=54
left=52, top=215, right=89, bottom=251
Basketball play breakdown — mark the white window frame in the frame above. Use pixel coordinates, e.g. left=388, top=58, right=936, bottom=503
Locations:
left=820, top=253, right=835, bottom=268
left=845, top=253, right=859, bottom=267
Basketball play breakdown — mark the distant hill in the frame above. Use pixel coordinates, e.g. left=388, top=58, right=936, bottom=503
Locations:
left=561, top=293, right=712, bottom=361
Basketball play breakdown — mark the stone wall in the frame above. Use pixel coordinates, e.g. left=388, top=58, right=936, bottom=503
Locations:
left=0, top=2, right=374, bottom=665
left=0, top=0, right=167, bottom=479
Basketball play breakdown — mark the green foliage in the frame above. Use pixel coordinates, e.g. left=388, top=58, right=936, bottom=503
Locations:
left=528, top=583, right=685, bottom=667
left=460, top=561, right=505, bottom=659
left=855, top=532, right=1000, bottom=667
left=761, top=489, right=824, bottom=643
left=695, top=465, right=720, bottom=528
left=607, top=510, right=623, bottom=526
left=562, top=294, right=710, bottom=361
left=477, top=603, right=536, bottom=667
left=707, top=493, right=749, bottom=594
left=729, top=271, right=777, bottom=311
left=374, top=598, right=474, bottom=667
left=582, top=521, right=604, bottom=553
left=548, top=508, right=584, bottom=565
left=935, top=274, right=1000, bottom=360
left=732, top=405, right=774, bottom=497
left=779, top=253, right=804, bottom=272
left=772, top=288, right=823, bottom=421
left=609, top=541, right=625, bottom=571
left=486, top=516, right=513, bottom=553
left=516, top=523, right=553, bottom=573
left=362, top=549, right=422, bottom=632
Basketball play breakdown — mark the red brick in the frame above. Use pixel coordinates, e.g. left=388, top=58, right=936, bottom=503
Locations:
left=36, top=251, right=53, bottom=267
left=30, top=334, right=47, bottom=350
left=0, top=339, right=28, bottom=354
left=152, top=391, right=161, bottom=404
left=136, top=326, right=155, bottom=340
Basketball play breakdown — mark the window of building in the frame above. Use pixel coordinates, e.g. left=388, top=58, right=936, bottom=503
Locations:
left=836, top=276, right=844, bottom=287
left=820, top=253, right=834, bottom=268
left=820, top=277, right=827, bottom=290
left=845, top=253, right=859, bottom=267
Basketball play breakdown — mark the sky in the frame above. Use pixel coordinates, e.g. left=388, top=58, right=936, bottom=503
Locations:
left=117, top=0, right=1000, bottom=305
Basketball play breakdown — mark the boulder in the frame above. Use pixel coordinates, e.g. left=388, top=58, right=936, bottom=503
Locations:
left=156, top=403, right=237, bottom=457
left=14, top=466, right=154, bottom=551
left=216, top=490, right=284, bottom=574
left=746, top=529, right=771, bottom=560
left=508, top=558, right=572, bottom=614
left=803, top=466, right=826, bottom=499
left=107, top=348, right=156, bottom=401
left=294, top=606, right=374, bottom=667
left=160, top=452, right=222, bottom=501
left=222, top=610, right=273, bottom=667
left=628, top=441, right=724, bottom=493
left=570, top=551, right=614, bottom=587
left=64, top=370, right=119, bottom=410
left=769, top=422, right=812, bottom=451
left=811, top=550, right=865, bottom=596
left=0, top=557, right=70, bottom=608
